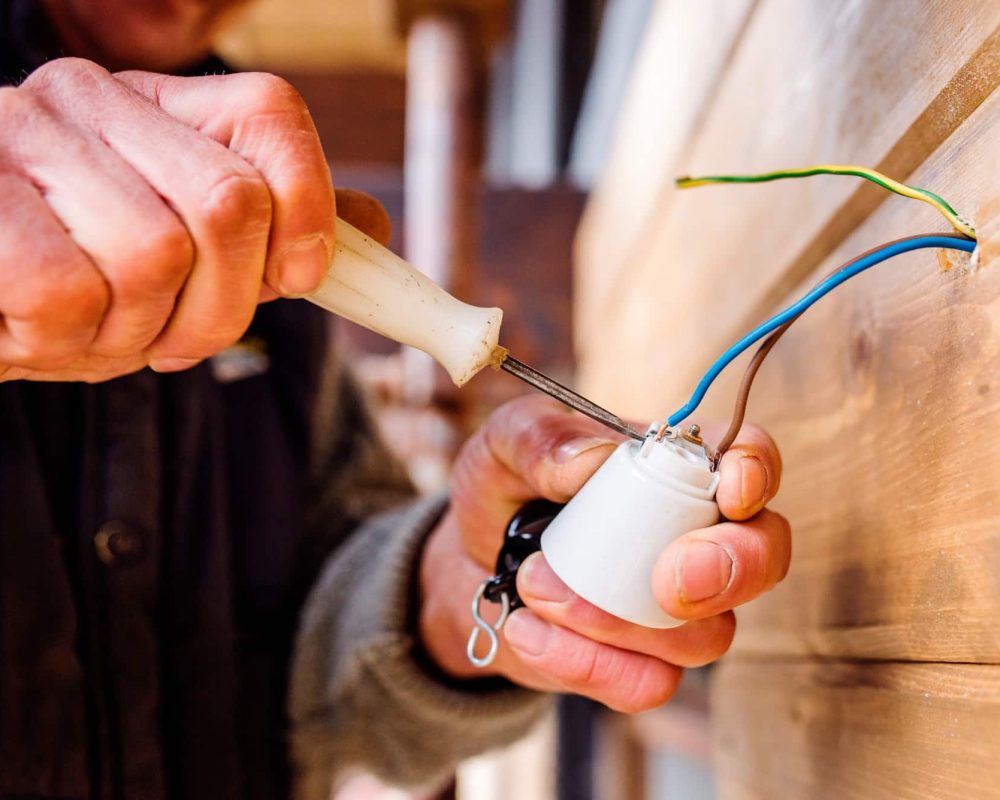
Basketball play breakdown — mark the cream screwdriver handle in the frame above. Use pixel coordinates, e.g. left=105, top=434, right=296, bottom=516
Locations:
left=305, top=217, right=503, bottom=387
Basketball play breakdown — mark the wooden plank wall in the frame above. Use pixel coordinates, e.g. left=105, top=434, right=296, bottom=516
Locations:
left=573, top=1, right=1000, bottom=797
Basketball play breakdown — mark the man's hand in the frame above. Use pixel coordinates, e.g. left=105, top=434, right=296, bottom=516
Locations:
left=0, top=57, right=342, bottom=382
left=419, top=396, right=789, bottom=712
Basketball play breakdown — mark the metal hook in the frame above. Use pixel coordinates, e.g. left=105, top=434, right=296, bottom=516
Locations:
left=466, top=579, right=511, bottom=668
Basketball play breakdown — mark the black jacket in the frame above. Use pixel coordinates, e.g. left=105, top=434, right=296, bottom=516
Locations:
left=0, top=5, right=350, bottom=796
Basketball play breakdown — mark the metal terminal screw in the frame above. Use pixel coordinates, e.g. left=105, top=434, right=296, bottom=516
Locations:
left=680, top=424, right=703, bottom=445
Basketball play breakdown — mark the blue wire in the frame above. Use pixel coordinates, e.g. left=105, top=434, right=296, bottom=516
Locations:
left=666, top=235, right=978, bottom=427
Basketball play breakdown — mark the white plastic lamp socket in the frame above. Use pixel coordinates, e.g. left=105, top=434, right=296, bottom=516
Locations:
left=540, top=430, right=721, bottom=628
left=306, top=217, right=503, bottom=387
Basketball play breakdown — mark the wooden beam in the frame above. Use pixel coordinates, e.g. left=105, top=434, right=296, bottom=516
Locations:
left=576, top=0, right=1000, bottom=416
left=215, top=0, right=406, bottom=73
left=402, top=13, right=482, bottom=407
left=695, top=87, right=1000, bottom=664
left=714, top=659, right=1000, bottom=799
left=388, top=0, right=511, bottom=50
left=573, top=0, right=755, bottom=337
left=570, top=3, right=1000, bottom=796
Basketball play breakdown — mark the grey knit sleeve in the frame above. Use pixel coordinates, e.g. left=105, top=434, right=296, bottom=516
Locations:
left=288, top=494, right=550, bottom=798
left=287, top=348, right=550, bottom=799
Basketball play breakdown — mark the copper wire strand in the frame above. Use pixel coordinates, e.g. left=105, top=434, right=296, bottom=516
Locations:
left=712, top=232, right=974, bottom=458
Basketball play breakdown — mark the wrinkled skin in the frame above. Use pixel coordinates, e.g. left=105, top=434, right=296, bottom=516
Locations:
left=0, top=59, right=340, bottom=380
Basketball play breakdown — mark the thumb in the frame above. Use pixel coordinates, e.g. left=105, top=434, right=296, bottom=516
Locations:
left=256, top=188, right=390, bottom=303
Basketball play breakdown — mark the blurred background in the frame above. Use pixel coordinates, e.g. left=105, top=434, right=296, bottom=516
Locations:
left=216, top=0, right=711, bottom=798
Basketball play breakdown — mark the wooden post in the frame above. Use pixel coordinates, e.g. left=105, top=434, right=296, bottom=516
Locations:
left=403, top=12, right=481, bottom=407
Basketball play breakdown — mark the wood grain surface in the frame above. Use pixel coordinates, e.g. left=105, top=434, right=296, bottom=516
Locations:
left=576, top=0, right=1000, bottom=418
left=695, top=87, right=1000, bottom=663
left=573, top=0, right=756, bottom=343
left=713, top=660, right=1000, bottom=799
left=574, top=3, right=1000, bottom=795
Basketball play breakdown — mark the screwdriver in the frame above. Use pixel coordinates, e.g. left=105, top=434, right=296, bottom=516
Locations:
left=305, top=217, right=644, bottom=442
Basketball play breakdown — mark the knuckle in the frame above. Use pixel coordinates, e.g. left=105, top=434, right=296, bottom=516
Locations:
left=20, top=266, right=107, bottom=326
left=119, top=218, right=194, bottom=296
left=212, top=319, right=251, bottom=350
left=242, top=72, right=307, bottom=113
left=0, top=86, right=55, bottom=138
left=74, top=273, right=110, bottom=322
left=5, top=323, right=65, bottom=363
left=199, top=171, right=272, bottom=234
left=5, top=287, right=104, bottom=366
left=10, top=345, right=75, bottom=371
left=25, top=57, right=109, bottom=93
left=0, top=85, right=34, bottom=121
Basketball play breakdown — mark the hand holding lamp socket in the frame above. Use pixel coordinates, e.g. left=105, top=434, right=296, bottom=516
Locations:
left=467, top=425, right=721, bottom=667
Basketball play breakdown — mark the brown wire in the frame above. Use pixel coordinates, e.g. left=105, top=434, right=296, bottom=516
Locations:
left=714, top=319, right=794, bottom=454
left=712, top=232, right=974, bottom=458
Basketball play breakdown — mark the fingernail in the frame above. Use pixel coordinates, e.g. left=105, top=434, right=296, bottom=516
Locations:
left=148, top=357, right=202, bottom=373
left=519, top=553, right=572, bottom=603
left=740, top=455, right=769, bottom=509
left=277, top=236, right=328, bottom=296
left=554, top=436, right=617, bottom=464
left=676, top=541, right=733, bottom=603
left=504, top=611, right=550, bottom=657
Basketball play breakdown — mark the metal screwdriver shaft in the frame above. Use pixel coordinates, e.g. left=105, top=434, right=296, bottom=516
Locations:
left=499, top=355, right=644, bottom=441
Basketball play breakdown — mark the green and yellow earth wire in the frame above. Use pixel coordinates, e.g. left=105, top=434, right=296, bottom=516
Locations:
left=675, top=164, right=977, bottom=240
